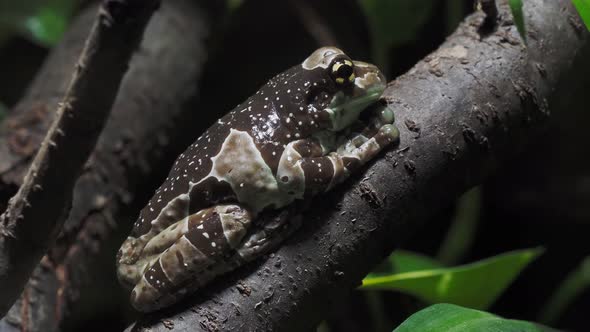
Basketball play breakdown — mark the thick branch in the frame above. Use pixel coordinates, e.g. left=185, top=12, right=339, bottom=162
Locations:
left=0, top=0, right=160, bottom=317
left=127, top=0, right=588, bottom=331
left=0, top=1, right=222, bottom=330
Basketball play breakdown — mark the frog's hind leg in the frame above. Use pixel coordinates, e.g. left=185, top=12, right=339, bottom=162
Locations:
left=233, top=208, right=301, bottom=261
left=129, top=204, right=253, bottom=312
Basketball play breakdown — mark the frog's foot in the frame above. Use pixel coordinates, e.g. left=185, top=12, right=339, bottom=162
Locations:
left=344, top=123, right=399, bottom=166
left=372, top=103, right=396, bottom=127
left=141, top=208, right=302, bottom=313
left=353, top=102, right=396, bottom=138
left=299, top=122, right=399, bottom=195
left=128, top=204, right=253, bottom=312
left=234, top=208, right=301, bottom=261
left=332, top=101, right=396, bottom=156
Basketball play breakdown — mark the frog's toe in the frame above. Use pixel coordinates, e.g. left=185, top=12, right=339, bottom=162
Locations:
left=351, top=134, right=369, bottom=148
left=130, top=280, right=177, bottom=312
left=379, top=105, right=395, bottom=124
left=376, top=124, right=400, bottom=146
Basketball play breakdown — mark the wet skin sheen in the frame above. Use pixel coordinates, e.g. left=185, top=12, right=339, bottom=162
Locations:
left=116, top=47, right=400, bottom=312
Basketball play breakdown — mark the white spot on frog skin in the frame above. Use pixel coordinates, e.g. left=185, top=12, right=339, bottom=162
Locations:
left=120, top=193, right=190, bottom=276
left=276, top=142, right=305, bottom=200
left=131, top=276, right=160, bottom=310
left=117, top=46, right=397, bottom=313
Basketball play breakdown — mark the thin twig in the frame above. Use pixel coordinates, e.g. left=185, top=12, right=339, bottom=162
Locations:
left=0, top=1, right=223, bottom=330
left=0, top=0, right=160, bottom=317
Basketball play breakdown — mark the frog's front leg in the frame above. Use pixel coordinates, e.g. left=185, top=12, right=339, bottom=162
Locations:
left=301, top=109, right=399, bottom=195
left=304, top=126, right=398, bottom=195
left=128, top=204, right=253, bottom=312
left=349, top=102, right=397, bottom=143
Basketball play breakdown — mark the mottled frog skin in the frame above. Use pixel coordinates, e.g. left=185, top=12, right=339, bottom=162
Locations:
left=116, top=47, right=399, bottom=312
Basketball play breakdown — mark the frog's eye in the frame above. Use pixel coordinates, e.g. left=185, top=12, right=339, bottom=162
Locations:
left=330, top=59, right=355, bottom=86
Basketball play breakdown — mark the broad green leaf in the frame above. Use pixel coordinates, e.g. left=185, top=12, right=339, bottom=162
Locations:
left=573, top=0, right=590, bottom=31
left=388, top=250, right=443, bottom=273
left=358, top=0, right=435, bottom=71
left=508, top=0, right=526, bottom=41
left=363, top=251, right=443, bottom=332
left=393, top=303, right=556, bottom=332
left=361, top=248, right=543, bottom=310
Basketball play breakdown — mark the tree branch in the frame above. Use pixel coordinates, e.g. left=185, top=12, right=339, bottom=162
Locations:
left=0, top=0, right=160, bottom=317
left=0, top=1, right=223, bottom=330
left=127, top=0, right=588, bottom=331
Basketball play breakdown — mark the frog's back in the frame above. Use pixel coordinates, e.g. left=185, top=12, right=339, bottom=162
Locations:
left=131, top=76, right=298, bottom=237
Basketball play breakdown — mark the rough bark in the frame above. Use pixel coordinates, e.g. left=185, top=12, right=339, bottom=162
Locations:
left=0, top=0, right=161, bottom=317
left=126, top=0, right=588, bottom=331
left=0, top=1, right=222, bottom=330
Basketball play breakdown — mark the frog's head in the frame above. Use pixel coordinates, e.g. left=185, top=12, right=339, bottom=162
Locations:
left=300, top=46, right=386, bottom=131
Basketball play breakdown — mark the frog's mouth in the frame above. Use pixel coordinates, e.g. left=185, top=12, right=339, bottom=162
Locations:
left=326, top=61, right=386, bottom=132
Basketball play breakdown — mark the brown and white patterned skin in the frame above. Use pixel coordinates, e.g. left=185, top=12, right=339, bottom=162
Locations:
left=116, top=47, right=400, bottom=312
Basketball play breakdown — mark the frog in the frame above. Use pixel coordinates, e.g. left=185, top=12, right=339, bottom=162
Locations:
left=116, top=47, right=400, bottom=312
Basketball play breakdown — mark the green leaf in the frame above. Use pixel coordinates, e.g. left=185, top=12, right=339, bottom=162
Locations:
left=357, top=0, right=435, bottom=71
left=393, top=303, right=557, bottom=332
left=24, top=6, right=69, bottom=46
left=573, top=0, right=590, bottom=31
left=388, top=250, right=443, bottom=273
left=361, top=248, right=543, bottom=310
left=368, top=250, right=443, bottom=278
left=0, top=0, right=76, bottom=47
left=508, top=0, right=526, bottom=41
